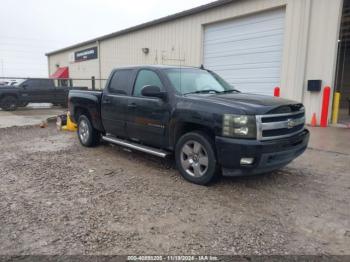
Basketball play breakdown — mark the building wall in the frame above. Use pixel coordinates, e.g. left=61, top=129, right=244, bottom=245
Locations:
left=47, top=0, right=343, bottom=123
left=302, top=0, right=343, bottom=123
left=48, top=43, right=101, bottom=89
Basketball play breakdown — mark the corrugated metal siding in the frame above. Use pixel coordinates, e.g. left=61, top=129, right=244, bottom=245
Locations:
left=48, top=44, right=100, bottom=89
left=47, top=0, right=343, bottom=123
left=49, top=0, right=288, bottom=79
left=203, top=8, right=285, bottom=95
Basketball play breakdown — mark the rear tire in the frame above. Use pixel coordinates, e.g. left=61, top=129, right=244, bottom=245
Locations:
left=175, top=131, right=219, bottom=185
left=77, top=115, right=100, bottom=147
left=0, top=96, right=18, bottom=111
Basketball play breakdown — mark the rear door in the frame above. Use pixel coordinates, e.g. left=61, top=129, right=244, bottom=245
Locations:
left=20, top=79, right=48, bottom=102
left=126, top=69, right=170, bottom=148
left=54, top=88, right=68, bottom=104
left=39, top=79, right=56, bottom=102
left=54, top=82, right=69, bottom=104
left=101, top=69, right=135, bottom=138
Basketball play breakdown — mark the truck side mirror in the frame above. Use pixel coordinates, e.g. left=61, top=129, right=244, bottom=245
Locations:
left=21, top=84, right=27, bottom=89
left=141, top=85, right=167, bottom=99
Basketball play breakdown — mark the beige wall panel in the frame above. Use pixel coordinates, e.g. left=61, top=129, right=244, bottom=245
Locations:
left=48, top=0, right=343, bottom=123
left=48, top=43, right=101, bottom=89
left=302, top=0, right=343, bottom=123
left=99, top=0, right=288, bottom=77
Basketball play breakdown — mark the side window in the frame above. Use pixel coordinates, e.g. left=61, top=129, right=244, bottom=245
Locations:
left=109, top=70, right=133, bottom=95
left=37, top=80, right=51, bottom=88
left=133, top=70, right=163, bottom=97
left=40, top=80, right=54, bottom=88
left=24, top=80, right=38, bottom=89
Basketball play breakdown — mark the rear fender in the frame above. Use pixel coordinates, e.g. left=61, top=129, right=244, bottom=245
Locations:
left=69, top=92, right=104, bottom=132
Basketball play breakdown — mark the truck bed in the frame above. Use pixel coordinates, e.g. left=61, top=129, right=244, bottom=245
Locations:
left=68, top=89, right=104, bottom=131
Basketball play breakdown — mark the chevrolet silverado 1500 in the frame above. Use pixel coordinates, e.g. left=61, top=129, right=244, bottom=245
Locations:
left=68, top=65, right=309, bottom=185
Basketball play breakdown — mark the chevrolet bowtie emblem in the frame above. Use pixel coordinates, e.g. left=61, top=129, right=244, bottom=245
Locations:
left=287, top=119, right=297, bottom=129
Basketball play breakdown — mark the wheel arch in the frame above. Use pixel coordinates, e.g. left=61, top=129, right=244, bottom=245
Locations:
left=74, top=106, right=91, bottom=122
left=0, top=93, right=19, bottom=100
left=73, top=106, right=104, bottom=133
left=170, top=121, right=216, bottom=149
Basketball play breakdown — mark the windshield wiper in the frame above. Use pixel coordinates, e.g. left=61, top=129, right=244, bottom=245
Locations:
left=184, top=89, right=220, bottom=95
left=218, top=89, right=241, bottom=94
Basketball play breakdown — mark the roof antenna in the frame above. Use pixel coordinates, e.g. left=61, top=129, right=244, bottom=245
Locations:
left=178, top=45, right=182, bottom=94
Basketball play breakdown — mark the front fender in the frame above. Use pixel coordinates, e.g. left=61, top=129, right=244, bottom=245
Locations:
left=0, top=91, right=19, bottom=100
left=168, top=108, right=221, bottom=149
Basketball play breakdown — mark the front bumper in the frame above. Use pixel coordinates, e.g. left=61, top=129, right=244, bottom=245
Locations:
left=215, top=129, right=310, bottom=176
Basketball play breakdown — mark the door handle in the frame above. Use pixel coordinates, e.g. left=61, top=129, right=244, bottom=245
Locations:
left=103, top=98, right=111, bottom=104
left=127, top=103, right=137, bottom=109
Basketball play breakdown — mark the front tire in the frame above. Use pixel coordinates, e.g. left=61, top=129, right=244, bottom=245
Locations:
left=0, top=96, right=18, bottom=111
left=19, top=102, right=29, bottom=107
left=77, top=115, right=100, bottom=147
left=175, top=131, right=219, bottom=185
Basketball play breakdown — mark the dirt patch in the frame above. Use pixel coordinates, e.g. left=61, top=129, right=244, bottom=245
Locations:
left=0, top=124, right=349, bottom=255
left=0, top=107, right=64, bottom=128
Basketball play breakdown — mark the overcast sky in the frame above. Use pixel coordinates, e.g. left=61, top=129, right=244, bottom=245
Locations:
left=0, top=0, right=212, bottom=78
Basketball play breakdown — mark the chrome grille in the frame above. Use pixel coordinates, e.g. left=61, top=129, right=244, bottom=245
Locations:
left=256, top=109, right=305, bottom=141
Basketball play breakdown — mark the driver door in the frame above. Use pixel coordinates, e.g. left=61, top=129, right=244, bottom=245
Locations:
left=126, top=69, right=170, bottom=148
left=19, top=79, right=46, bottom=103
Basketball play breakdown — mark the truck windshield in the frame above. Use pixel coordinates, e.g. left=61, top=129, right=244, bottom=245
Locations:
left=164, top=68, right=238, bottom=95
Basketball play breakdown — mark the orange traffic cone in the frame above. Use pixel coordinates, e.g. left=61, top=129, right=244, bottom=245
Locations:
left=311, top=113, right=317, bottom=127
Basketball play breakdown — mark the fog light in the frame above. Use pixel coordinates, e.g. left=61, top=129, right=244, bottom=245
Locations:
left=240, top=158, right=254, bottom=165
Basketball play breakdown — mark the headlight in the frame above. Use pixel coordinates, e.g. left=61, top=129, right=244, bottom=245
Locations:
left=222, top=114, right=256, bottom=139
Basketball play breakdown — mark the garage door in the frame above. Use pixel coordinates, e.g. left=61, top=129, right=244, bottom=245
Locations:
left=203, top=8, right=286, bottom=95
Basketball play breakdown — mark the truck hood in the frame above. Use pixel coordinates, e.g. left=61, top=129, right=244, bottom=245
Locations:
left=185, top=93, right=300, bottom=115
left=0, top=85, right=16, bottom=90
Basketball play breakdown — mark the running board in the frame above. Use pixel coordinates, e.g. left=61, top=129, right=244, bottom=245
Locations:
left=102, top=135, right=170, bottom=158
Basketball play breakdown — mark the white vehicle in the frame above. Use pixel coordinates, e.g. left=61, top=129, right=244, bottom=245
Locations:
left=0, top=79, right=24, bottom=86
left=8, top=79, right=25, bottom=86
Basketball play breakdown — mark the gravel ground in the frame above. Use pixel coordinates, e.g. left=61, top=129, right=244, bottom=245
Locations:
left=0, top=124, right=349, bottom=255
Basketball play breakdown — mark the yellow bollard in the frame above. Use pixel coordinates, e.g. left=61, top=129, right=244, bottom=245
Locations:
left=62, top=113, right=77, bottom=131
left=332, top=92, right=341, bottom=125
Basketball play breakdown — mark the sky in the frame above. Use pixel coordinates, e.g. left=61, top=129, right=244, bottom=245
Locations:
left=0, top=0, right=213, bottom=78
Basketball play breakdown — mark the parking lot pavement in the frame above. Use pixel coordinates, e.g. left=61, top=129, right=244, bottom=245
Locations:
left=308, top=126, right=350, bottom=155
left=0, top=104, right=65, bottom=128
left=0, top=123, right=349, bottom=255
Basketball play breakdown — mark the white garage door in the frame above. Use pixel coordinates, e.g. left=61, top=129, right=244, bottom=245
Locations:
left=203, top=8, right=286, bottom=95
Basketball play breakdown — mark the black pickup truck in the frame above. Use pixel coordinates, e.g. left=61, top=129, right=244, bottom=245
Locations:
left=0, top=79, right=87, bottom=111
left=69, top=65, right=309, bottom=185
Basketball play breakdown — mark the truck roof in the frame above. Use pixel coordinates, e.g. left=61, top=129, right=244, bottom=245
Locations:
left=112, top=65, right=201, bottom=70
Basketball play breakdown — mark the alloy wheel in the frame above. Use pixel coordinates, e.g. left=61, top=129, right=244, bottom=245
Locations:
left=79, top=119, right=90, bottom=144
left=180, top=140, right=209, bottom=177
